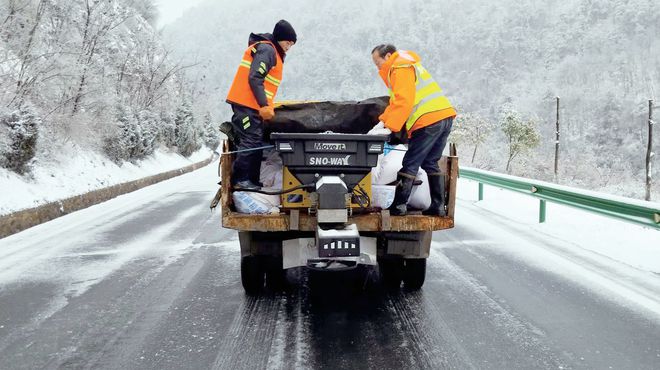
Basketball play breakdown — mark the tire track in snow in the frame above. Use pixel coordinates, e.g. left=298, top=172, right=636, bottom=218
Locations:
left=385, top=291, right=461, bottom=369
left=212, top=295, right=283, bottom=370
left=265, top=288, right=311, bottom=370
left=0, top=200, right=205, bottom=355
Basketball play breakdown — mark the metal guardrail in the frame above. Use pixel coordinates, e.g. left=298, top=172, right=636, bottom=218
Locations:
left=459, top=167, right=660, bottom=230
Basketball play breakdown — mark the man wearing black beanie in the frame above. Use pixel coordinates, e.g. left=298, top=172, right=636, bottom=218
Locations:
left=226, top=20, right=297, bottom=190
left=273, top=19, right=297, bottom=44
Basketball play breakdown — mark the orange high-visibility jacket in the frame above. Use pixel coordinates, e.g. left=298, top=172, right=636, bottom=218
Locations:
left=226, top=41, right=283, bottom=110
left=378, top=50, right=456, bottom=136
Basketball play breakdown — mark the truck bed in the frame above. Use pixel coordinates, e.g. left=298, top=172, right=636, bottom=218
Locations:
left=220, top=142, right=458, bottom=232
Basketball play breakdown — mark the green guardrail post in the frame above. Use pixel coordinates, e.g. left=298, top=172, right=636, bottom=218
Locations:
left=539, top=199, right=546, bottom=223
left=478, top=183, right=484, bottom=201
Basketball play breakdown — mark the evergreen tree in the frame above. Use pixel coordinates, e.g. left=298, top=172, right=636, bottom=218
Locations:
left=159, top=111, right=176, bottom=147
left=174, top=100, right=200, bottom=156
left=104, top=106, right=137, bottom=164
left=0, top=105, right=40, bottom=174
left=202, top=111, right=220, bottom=150
left=135, top=109, right=159, bottom=158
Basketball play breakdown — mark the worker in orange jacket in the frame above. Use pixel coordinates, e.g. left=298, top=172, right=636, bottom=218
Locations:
left=368, top=44, right=457, bottom=216
left=226, top=20, right=297, bottom=190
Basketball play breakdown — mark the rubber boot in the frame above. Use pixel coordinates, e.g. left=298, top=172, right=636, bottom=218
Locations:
left=233, top=180, right=262, bottom=191
left=249, top=173, right=264, bottom=188
left=389, top=172, right=415, bottom=216
left=422, top=173, right=447, bottom=216
left=248, top=152, right=264, bottom=188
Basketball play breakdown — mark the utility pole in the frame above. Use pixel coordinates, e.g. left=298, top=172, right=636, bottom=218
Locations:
left=646, top=100, right=654, bottom=201
left=554, top=96, right=560, bottom=181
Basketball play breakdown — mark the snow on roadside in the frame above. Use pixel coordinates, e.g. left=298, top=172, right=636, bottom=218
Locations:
left=456, top=178, right=660, bottom=273
left=0, top=146, right=214, bottom=216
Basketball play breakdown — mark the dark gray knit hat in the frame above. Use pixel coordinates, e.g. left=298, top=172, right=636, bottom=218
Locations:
left=273, top=19, right=297, bottom=43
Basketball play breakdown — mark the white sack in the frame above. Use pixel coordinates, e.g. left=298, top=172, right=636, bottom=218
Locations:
left=233, top=190, right=281, bottom=214
left=371, top=184, right=396, bottom=209
left=371, top=144, right=407, bottom=185
left=408, top=169, right=431, bottom=210
left=260, top=151, right=283, bottom=188
left=371, top=144, right=431, bottom=210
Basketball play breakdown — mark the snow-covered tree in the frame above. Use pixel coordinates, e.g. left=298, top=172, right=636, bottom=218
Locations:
left=202, top=111, right=220, bottom=150
left=104, top=105, right=137, bottom=163
left=0, top=0, right=204, bottom=171
left=104, top=106, right=169, bottom=163
left=135, top=109, right=159, bottom=158
left=174, top=100, right=199, bottom=157
left=129, top=0, right=158, bottom=26
left=499, top=105, right=540, bottom=173
left=159, top=111, right=176, bottom=147
left=450, top=112, right=496, bottom=163
left=69, top=0, right=132, bottom=115
left=0, top=105, right=40, bottom=174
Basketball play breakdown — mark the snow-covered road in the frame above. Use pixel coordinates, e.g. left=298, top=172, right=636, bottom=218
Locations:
left=0, top=162, right=658, bottom=369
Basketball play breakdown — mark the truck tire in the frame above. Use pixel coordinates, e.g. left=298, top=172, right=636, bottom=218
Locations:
left=403, top=258, right=426, bottom=290
left=379, top=259, right=404, bottom=290
left=265, top=255, right=286, bottom=291
left=241, top=255, right=264, bottom=295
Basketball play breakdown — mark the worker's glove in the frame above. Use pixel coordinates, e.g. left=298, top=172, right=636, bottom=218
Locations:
left=258, top=106, right=275, bottom=121
left=367, top=121, right=391, bottom=136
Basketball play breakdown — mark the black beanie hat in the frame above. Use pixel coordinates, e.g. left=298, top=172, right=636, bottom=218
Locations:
left=273, top=20, right=297, bottom=43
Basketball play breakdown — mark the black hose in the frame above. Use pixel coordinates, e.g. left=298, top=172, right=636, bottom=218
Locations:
left=234, top=183, right=315, bottom=195
left=221, top=145, right=275, bottom=155
left=350, top=183, right=371, bottom=208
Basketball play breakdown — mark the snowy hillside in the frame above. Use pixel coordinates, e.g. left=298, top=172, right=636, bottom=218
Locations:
left=163, top=0, right=660, bottom=199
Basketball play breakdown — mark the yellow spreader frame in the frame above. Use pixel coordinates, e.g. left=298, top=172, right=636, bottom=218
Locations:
left=281, top=166, right=373, bottom=209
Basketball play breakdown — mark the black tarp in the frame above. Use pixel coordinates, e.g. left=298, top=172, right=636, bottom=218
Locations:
left=221, top=96, right=408, bottom=145
left=267, top=96, right=388, bottom=135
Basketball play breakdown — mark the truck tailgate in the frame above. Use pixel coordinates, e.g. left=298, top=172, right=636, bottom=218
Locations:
left=219, top=143, right=458, bottom=232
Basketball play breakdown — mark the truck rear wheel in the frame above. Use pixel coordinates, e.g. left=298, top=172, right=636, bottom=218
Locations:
left=403, top=258, right=426, bottom=290
left=265, top=255, right=286, bottom=291
left=241, top=255, right=264, bottom=295
left=379, top=259, right=404, bottom=290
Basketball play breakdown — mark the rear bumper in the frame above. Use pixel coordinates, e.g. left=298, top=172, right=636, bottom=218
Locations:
left=223, top=211, right=454, bottom=232
left=283, top=237, right=378, bottom=269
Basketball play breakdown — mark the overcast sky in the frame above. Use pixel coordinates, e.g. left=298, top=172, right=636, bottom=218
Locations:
left=155, top=0, right=207, bottom=27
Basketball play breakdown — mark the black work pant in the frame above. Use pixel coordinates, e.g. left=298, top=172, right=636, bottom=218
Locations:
left=400, top=117, right=453, bottom=177
left=229, top=104, right=264, bottom=185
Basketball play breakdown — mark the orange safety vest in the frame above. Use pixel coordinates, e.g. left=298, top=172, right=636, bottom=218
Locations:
left=226, top=41, right=283, bottom=110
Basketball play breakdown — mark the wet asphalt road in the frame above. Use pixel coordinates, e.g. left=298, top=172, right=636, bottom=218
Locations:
left=1, top=164, right=659, bottom=370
